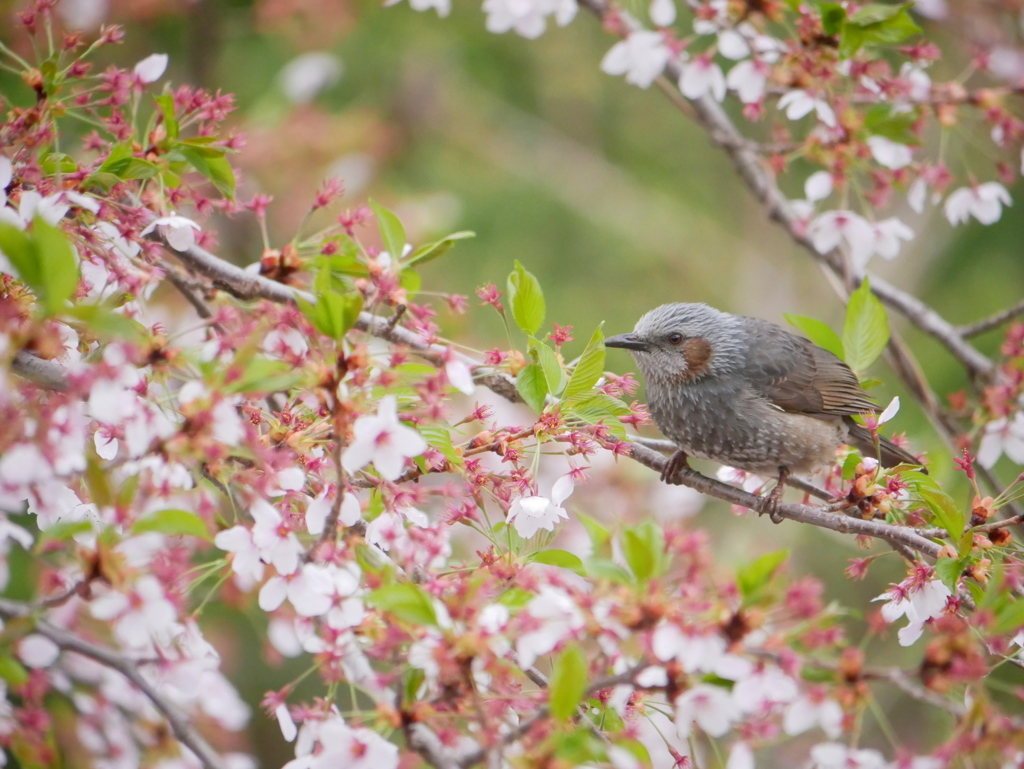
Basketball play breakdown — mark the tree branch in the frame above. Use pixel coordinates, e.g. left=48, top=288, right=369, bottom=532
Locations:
left=959, top=298, right=1024, bottom=338
left=11, top=351, right=71, bottom=391
left=0, top=597, right=227, bottom=769
left=624, top=442, right=943, bottom=557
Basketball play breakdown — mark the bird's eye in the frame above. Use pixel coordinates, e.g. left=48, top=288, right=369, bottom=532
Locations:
left=668, top=333, right=683, bottom=345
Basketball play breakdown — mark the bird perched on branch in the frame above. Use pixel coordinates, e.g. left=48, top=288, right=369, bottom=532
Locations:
left=605, top=303, right=922, bottom=517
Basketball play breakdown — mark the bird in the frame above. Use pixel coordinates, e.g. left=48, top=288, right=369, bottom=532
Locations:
left=604, top=303, right=922, bottom=517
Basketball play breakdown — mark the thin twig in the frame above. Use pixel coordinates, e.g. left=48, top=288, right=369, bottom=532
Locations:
left=0, top=597, right=227, bottom=769
left=959, top=298, right=1024, bottom=338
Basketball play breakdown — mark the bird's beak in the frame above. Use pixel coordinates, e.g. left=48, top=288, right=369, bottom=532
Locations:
left=604, top=333, right=649, bottom=352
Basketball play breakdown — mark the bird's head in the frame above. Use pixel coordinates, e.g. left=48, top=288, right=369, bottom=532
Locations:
left=605, top=303, right=738, bottom=384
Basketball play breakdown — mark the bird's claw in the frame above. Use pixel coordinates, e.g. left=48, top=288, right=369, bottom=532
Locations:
left=661, top=450, right=690, bottom=485
left=759, top=468, right=789, bottom=524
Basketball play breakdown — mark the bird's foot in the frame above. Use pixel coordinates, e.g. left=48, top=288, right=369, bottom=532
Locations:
left=661, top=450, right=690, bottom=485
left=759, top=467, right=790, bottom=524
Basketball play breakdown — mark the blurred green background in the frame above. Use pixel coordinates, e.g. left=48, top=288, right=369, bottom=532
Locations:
left=3, top=0, right=1024, bottom=763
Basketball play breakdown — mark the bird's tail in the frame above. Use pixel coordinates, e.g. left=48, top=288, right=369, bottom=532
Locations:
left=844, top=418, right=926, bottom=472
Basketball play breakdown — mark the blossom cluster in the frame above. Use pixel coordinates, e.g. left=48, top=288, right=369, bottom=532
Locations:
left=1, top=3, right=1024, bottom=769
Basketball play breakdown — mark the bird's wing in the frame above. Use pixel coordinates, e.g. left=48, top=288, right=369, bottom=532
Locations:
left=740, top=318, right=877, bottom=417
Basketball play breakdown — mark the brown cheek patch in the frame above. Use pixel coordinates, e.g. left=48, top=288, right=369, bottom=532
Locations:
left=682, top=337, right=713, bottom=379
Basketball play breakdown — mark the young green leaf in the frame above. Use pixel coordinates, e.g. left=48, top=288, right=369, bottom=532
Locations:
left=842, top=278, right=889, bottom=373
left=516, top=363, right=549, bottom=413
left=404, top=231, right=475, bottom=267
left=370, top=200, right=406, bottom=261
left=154, top=93, right=180, bottom=140
left=783, top=314, right=844, bottom=359
left=529, top=549, right=584, bottom=572
left=132, top=509, right=212, bottom=541
left=506, top=261, right=545, bottom=336
left=533, top=341, right=565, bottom=397
left=839, top=3, right=920, bottom=58
left=737, top=550, right=789, bottom=601
left=367, top=584, right=438, bottom=626
left=563, top=323, right=606, bottom=400
left=919, top=486, right=965, bottom=538
left=549, top=644, right=588, bottom=721
left=623, top=521, right=666, bottom=582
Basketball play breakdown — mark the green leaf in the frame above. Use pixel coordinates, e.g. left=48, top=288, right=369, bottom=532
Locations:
left=864, top=104, right=920, bottom=145
left=133, top=509, right=212, bottom=541
left=225, top=358, right=302, bottom=394
left=994, top=598, right=1024, bottom=636
left=176, top=143, right=235, bottom=200
left=529, top=549, right=584, bottom=572
left=562, top=392, right=629, bottom=438
left=40, top=152, right=78, bottom=175
left=301, top=287, right=364, bottom=341
left=564, top=323, right=606, bottom=400
left=0, top=657, right=29, bottom=687
left=919, top=486, right=965, bottom=538
left=842, top=278, right=889, bottom=374
left=418, top=422, right=460, bottom=465
left=66, top=305, right=145, bottom=341
left=498, top=588, right=534, bottom=610
left=404, top=231, right=475, bottom=267
left=819, top=1, right=846, bottom=35
left=367, top=584, right=438, bottom=626
left=784, top=314, right=844, bottom=359
left=577, top=512, right=611, bottom=555
left=369, top=200, right=406, bottom=261
left=585, top=557, right=634, bottom=584
left=737, top=550, right=788, bottom=601
left=154, top=94, right=180, bottom=140
left=0, top=218, right=80, bottom=316
left=839, top=3, right=920, bottom=58
left=36, top=520, right=93, bottom=550
left=532, top=341, right=565, bottom=397
left=31, top=217, right=79, bottom=316
left=622, top=521, right=666, bottom=582
left=516, top=363, right=549, bottom=413
left=98, top=143, right=159, bottom=181
left=506, top=260, right=545, bottom=336
left=549, top=644, right=587, bottom=721
left=934, top=556, right=966, bottom=593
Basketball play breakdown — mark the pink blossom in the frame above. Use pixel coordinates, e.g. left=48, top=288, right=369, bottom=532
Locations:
left=675, top=683, right=737, bottom=738
left=873, top=577, right=951, bottom=646
left=141, top=214, right=201, bottom=251
left=778, top=89, right=836, bottom=127
left=679, top=56, right=726, bottom=102
left=506, top=473, right=573, bottom=538
left=977, top=412, right=1024, bottom=468
left=483, top=0, right=576, bottom=39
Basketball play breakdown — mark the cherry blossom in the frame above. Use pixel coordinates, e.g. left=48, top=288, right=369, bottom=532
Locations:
left=278, top=52, right=343, bottom=104
left=284, top=716, right=399, bottom=769
left=506, top=473, right=573, bottom=537
left=874, top=577, right=952, bottom=646
left=482, top=0, right=577, bottom=39
left=515, top=586, right=585, bottom=668
left=944, top=183, right=1012, bottom=226
left=804, top=171, right=834, bottom=203
left=600, top=31, right=670, bottom=89
left=726, top=58, right=770, bottom=104
left=341, top=396, right=427, bottom=481
left=385, top=0, right=451, bottom=16
left=250, top=499, right=304, bottom=576
left=133, top=53, right=168, bottom=83
left=783, top=695, right=844, bottom=738
left=977, top=411, right=1024, bottom=468
left=90, top=576, right=179, bottom=649
left=214, top=525, right=266, bottom=587
left=868, top=136, right=913, bottom=170
left=649, top=0, right=675, bottom=27
left=727, top=743, right=755, bottom=769
left=679, top=56, right=726, bottom=102
left=140, top=214, right=201, bottom=251
left=675, top=683, right=738, bottom=738
left=778, top=89, right=836, bottom=127
left=808, top=210, right=874, bottom=268
left=809, top=742, right=887, bottom=769
left=259, top=563, right=335, bottom=617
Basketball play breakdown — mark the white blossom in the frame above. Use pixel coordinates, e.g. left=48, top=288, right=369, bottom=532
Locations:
left=649, top=0, right=676, bottom=26
left=808, top=210, right=874, bottom=269
left=804, top=171, right=833, bottom=203
left=873, top=577, right=951, bottom=646
left=133, top=53, right=168, bottom=83
left=727, top=743, right=754, bottom=769
left=978, top=412, right=1024, bottom=468
left=601, top=31, right=670, bottom=89
left=515, top=586, right=585, bottom=668
left=944, top=183, right=1012, bottom=226
left=778, top=89, right=836, bottom=127
left=783, top=696, right=843, bottom=738
left=341, top=396, right=427, bottom=480
left=278, top=52, right=343, bottom=104
left=483, top=0, right=577, bottom=39
left=141, top=214, right=201, bottom=251
left=506, top=473, right=573, bottom=538
left=809, top=742, right=887, bottom=769
left=679, top=57, right=726, bottom=102
left=868, top=136, right=913, bottom=169
left=675, top=683, right=737, bottom=738
left=725, top=59, right=768, bottom=104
